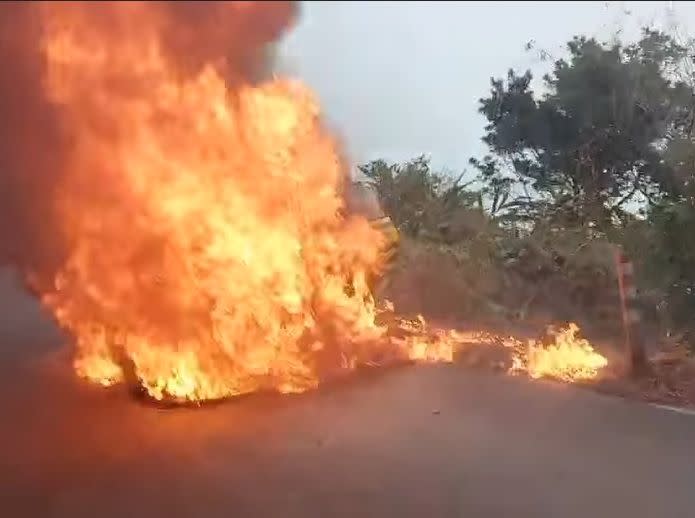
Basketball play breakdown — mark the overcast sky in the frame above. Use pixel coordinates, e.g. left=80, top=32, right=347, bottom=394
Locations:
left=279, top=1, right=694, bottom=175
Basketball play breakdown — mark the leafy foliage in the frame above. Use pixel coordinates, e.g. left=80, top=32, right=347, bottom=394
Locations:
left=472, top=31, right=695, bottom=231
left=358, top=155, right=484, bottom=239
left=360, top=28, right=695, bottom=348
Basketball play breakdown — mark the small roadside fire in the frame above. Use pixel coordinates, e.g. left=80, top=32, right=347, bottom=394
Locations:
left=10, top=2, right=607, bottom=403
left=510, top=323, right=609, bottom=383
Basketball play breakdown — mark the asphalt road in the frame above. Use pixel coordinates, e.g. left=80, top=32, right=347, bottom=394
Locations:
left=1, top=269, right=695, bottom=518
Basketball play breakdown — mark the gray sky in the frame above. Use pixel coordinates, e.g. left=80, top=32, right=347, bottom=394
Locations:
left=279, top=1, right=695, bottom=175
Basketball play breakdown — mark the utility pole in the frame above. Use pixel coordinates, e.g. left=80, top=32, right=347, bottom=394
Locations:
left=614, top=247, right=648, bottom=376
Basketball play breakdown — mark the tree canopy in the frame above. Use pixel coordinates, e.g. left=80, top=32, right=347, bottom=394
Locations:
left=472, top=30, right=695, bottom=232
left=360, top=28, right=695, bottom=344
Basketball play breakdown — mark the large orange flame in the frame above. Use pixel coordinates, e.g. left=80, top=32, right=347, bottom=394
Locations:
left=29, top=2, right=608, bottom=403
left=35, top=1, right=418, bottom=402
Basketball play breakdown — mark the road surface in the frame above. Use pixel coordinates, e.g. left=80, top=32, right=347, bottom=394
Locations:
left=1, top=270, right=695, bottom=517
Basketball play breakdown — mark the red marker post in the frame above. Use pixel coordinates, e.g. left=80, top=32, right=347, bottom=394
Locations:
left=614, top=247, right=647, bottom=375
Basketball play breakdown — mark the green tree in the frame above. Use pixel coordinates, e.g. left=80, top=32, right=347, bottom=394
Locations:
left=358, top=155, right=481, bottom=238
left=472, top=28, right=695, bottom=345
left=473, top=30, right=691, bottom=234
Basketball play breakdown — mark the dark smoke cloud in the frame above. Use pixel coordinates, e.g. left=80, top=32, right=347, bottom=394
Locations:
left=159, top=1, right=299, bottom=81
left=0, top=1, right=298, bottom=291
left=0, top=3, right=67, bottom=283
